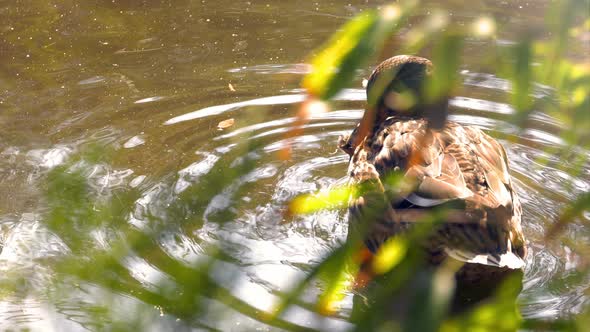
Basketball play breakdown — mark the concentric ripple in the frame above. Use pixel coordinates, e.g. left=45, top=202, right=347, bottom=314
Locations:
left=0, top=68, right=587, bottom=329
left=153, top=69, right=588, bottom=323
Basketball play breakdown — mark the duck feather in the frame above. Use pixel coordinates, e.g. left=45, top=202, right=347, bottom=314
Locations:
left=344, top=92, right=526, bottom=270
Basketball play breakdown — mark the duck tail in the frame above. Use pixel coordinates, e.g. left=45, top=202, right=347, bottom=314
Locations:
left=444, top=248, right=526, bottom=270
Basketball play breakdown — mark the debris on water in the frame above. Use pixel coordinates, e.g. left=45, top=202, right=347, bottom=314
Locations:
left=362, top=78, right=368, bottom=88
left=217, top=118, right=235, bottom=130
left=228, top=83, right=236, bottom=92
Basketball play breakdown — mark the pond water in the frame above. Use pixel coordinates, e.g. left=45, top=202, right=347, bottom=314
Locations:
left=0, top=0, right=588, bottom=330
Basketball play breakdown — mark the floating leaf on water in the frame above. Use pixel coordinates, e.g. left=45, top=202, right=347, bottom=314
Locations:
left=217, top=118, right=235, bottom=130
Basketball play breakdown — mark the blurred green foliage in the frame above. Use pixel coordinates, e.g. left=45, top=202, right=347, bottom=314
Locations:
left=291, top=3, right=589, bottom=332
left=303, top=2, right=416, bottom=100
left=2, top=0, right=588, bottom=331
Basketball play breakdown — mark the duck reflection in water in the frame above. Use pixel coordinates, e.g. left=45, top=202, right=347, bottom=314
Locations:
left=338, top=55, right=526, bottom=322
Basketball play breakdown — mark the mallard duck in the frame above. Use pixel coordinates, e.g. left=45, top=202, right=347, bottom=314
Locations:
left=339, top=55, right=527, bottom=280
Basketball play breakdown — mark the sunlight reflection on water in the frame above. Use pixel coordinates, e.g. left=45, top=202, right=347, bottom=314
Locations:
left=0, top=0, right=587, bottom=329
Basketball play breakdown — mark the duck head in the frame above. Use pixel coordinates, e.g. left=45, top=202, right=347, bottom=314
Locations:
left=366, top=55, right=434, bottom=122
left=341, top=55, right=447, bottom=155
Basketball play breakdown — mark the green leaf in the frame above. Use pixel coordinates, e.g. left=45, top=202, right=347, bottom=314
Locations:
left=303, top=2, right=415, bottom=100
left=302, top=11, right=378, bottom=99
left=546, top=191, right=590, bottom=239
left=426, top=33, right=463, bottom=102
left=371, top=237, right=407, bottom=275
left=289, top=185, right=356, bottom=215
left=511, top=38, right=534, bottom=121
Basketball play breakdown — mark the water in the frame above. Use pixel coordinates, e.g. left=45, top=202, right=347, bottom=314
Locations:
left=0, top=0, right=588, bottom=330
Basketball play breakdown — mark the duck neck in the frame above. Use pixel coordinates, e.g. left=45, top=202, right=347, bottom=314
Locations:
left=352, top=105, right=391, bottom=148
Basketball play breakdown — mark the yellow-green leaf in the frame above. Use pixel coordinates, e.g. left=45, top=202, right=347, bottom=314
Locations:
left=289, top=186, right=356, bottom=215
left=372, top=237, right=408, bottom=275
left=302, top=2, right=414, bottom=100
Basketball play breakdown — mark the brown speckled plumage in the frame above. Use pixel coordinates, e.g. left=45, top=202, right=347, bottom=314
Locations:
left=341, top=55, right=526, bottom=280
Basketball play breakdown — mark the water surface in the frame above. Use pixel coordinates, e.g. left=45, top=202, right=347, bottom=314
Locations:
left=0, top=0, right=588, bottom=330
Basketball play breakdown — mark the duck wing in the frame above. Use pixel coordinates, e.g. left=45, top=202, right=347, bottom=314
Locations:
left=346, top=119, right=526, bottom=268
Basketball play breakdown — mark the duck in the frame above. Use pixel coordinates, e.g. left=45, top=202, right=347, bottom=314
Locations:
left=338, top=55, right=527, bottom=281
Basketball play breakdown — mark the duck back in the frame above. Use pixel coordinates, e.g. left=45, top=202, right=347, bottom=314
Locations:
left=345, top=117, right=527, bottom=271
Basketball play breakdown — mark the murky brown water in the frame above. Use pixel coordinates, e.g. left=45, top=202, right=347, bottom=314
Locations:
left=1, top=0, right=588, bottom=330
